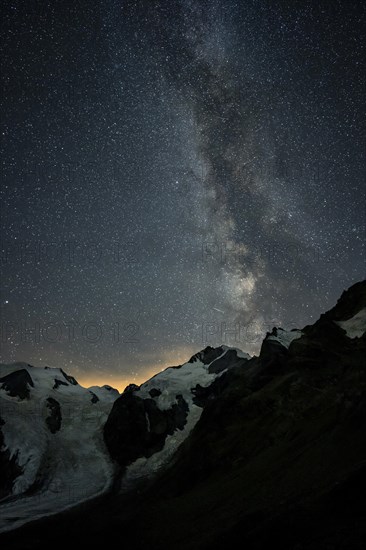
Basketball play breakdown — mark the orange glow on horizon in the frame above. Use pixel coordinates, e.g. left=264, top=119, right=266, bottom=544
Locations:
left=76, top=346, right=199, bottom=392
left=77, top=369, right=158, bottom=392
left=76, top=348, right=195, bottom=392
left=38, top=345, right=202, bottom=392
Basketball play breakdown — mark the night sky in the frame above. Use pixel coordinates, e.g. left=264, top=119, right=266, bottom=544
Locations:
left=1, top=0, right=365, bottom=389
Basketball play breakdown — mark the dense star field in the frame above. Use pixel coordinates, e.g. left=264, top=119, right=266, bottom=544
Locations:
left=1, top=0, right=365, bottom=389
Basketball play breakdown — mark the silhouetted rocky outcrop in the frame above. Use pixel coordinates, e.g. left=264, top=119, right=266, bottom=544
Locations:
left=104, top=392, right=189, bottom=468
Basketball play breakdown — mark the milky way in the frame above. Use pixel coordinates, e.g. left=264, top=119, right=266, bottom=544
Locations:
left=1, top=0, right=365, bottom=388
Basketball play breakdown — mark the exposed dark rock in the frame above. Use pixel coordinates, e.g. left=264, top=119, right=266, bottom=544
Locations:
left=89, top=391, right=99, bottom=403
left=192, top=368, right=239, bottom=407
left=259, top=330, right=288, bottom=371
left=104, top=392, right=189, bottom=468
left=208, top=349, right=248, bottom=374
left=0, top=369, right=34, bottom=400
left=98, top=385, right=119, bottom=398
left=0, top=416, right=23, bottom=500
left=188, top=346, right=224, bottom=365
left=143, top=399, right=168, bottom=435
left=142, top=399, right=170, bottom=457
left=60, top=369, right=78, bottom=386
left=318, top=279, right=366, bottom=323
left=45, top=398, right=62, bottom=434
left=170, top=394, right=189, bottom=431
left=149, top=388, right=161, bottom=398
left=104, top=393, right=149, bottom=466
left=53, top=379, right=68, bottom=390
left=123, top=383, right=140, bottom=393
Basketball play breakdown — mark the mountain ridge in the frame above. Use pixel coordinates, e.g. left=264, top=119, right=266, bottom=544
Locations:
left=0, top=279, right=365, bottom=548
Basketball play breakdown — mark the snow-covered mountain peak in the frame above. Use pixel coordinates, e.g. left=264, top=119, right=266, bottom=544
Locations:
left=135, top=344, right=250, bottom=408
left=103, top=345, right=251, bottom=489
left=0, top=363, right=120, bottom=533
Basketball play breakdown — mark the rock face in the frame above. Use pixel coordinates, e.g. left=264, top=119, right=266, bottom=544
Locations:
left=123, top=383, right=140, bottom=394
left=0, top=416, right=23, bottom=500
left=59, top=369, right=78, bottom=386
left=188, top=346, right=225, bottom=365
left=45, top=398, right=62, bottom=434
left=208, top=348, right=246, bottom=374
left=149, top=388, right=161, bottom=398
left=104, top=393, right=189, bottom=467
left=53, top=379, right=68, bottom=390
left=0, top=369, right=34, bottom=400
left=89, top=391, right=99, bottom=404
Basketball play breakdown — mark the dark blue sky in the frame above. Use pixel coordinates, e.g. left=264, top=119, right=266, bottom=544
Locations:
left=1, top=0, right=365, bottom=389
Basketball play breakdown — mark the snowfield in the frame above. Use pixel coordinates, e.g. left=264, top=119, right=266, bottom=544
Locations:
left=0, top=346, right=251, bottom=531
left=0, top=363, right=118, bottom=533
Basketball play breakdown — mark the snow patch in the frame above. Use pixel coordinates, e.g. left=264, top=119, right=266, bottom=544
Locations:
left=335, top=307, right=366, bottom=339
left=267, top=328, right=302, bottom=349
